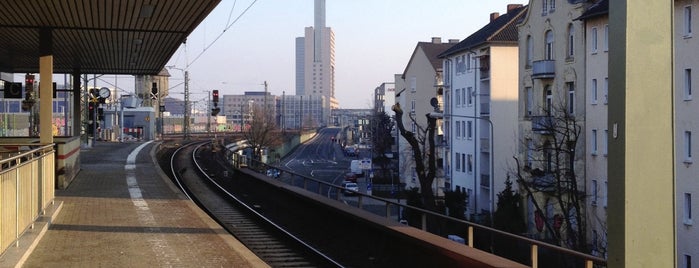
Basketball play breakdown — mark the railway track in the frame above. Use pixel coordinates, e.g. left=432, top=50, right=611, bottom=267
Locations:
left=170, top=141, right=342, bottom=267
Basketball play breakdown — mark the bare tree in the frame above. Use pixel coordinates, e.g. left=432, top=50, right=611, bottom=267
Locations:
left=369, top=111, right=395, bottom=179
left=513, top=101, right=588, bottom=252
left=243, top=105, right=282, bottom=161
left=392, top=102, right=437, bottom=209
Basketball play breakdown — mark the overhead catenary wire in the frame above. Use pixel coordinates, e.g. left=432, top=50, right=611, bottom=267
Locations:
left=187, top=0, right=258, bottom=68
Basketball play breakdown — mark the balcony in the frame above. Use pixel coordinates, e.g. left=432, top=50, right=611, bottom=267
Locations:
left=532, top=60, right=555, bottom=79
left=531, top=115, right=554, bottom=134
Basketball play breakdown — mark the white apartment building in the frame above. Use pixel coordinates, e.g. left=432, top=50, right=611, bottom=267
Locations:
left=439, top=4, right=526, bottom=219
left=578, top=0, right=609, bottom=257
left=517, top=0, right=590, bottom=248
left=396, top=38, right=456, bottom=193
left=675, top=1, right=699, bottom=266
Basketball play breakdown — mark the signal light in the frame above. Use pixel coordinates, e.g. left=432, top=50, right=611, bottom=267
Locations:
left=211, top=107, right=220, bottom=116
left=212, top=90, right=219, bottom=104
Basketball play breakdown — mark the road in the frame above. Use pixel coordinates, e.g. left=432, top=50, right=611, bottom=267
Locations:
left=280, top=127, right=367, bottom=196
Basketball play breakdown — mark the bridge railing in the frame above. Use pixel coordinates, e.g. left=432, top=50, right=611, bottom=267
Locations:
left=0, top=144, right=55, bottom=255
left=228, top=152, right=606, bottom=267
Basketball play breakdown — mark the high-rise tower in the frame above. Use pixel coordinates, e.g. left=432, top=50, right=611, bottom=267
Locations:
left=295, top=0, right=337, bottom=126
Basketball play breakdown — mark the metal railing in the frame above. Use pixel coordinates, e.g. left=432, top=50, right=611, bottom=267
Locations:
left=0, top=144, right=55, bottom=255
left=226, top=151, right=606, bottom=267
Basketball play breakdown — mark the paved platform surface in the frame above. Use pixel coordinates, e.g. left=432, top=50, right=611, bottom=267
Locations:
left=1, top=141, right=267, bottom=268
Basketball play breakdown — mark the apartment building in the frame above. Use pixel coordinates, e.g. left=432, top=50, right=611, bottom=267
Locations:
left=675, top=0, right=699, bottom=266
left=577, top=0, right=609, bottom=257
left=438, top=4, right=526, bottom=220
left=517, top=0, right=591, bottom=249
left=396, top=38, right=456, bottom=193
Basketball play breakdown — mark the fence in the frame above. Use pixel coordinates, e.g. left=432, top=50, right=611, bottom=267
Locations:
left=227, top=150, right=606, bottom=268
left=0, top=144, right=55, bottom=255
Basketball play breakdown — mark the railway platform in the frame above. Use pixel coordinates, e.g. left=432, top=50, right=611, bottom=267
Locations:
left=0, top=141, right=266, bottom=268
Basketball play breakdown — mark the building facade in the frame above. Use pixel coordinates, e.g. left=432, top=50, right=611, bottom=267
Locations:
left=221, top=91, right=277, bottom=132
left=440, top=4, right=526, bottom=220
left=517, top=0, right=591, bottom=248
left=295, top=0, right=337, bottom=126
left=396, top=37, right=455, bottom=193
left=578, top=0, right=609, bottom=257
left=675, top=0, right=699, bottom=266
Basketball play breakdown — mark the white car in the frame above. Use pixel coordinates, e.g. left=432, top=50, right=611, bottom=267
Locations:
left=342, top=182, right=359, bottom=195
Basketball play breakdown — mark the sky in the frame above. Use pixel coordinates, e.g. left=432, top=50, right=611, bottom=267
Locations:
left=163, top=0, right=529, bottom=109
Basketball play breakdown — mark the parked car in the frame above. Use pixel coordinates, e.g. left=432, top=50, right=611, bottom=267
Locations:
left=342, top=182, right=359, bottom=195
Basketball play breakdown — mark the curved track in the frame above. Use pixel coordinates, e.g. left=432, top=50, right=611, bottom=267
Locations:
left=170, top=141, right=342, bottom=267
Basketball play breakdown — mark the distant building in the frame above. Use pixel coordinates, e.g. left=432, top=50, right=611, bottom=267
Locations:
left=221, top=91, right=277, bottom=132
left=295, top=0, right=337, bottom=126
left=396, top=37, right=456, bottom=193
left=374, top=82, right=395, bottom=115
left=439, top=4, right=526, bottom=220
left=278, top=94, right=325, bottom=130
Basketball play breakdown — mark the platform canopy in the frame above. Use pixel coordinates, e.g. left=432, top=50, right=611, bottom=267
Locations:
left=0, top=0, right=220, bottom=75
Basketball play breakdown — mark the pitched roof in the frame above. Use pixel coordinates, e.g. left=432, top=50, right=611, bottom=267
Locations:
left=576, top=0, right=608, bottom=21
left=439, top=5, right=528, bottom=58
left=401, top=41, right=456, bottom=78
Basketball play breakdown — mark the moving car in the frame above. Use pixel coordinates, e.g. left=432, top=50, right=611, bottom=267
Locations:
left=342, top=182, right=359, bottom=195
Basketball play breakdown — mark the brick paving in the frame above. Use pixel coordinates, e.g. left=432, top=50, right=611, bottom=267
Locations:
left=13, top=141, right=266, bottom=268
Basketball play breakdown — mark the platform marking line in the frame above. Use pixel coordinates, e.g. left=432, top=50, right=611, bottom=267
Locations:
left=125, top=141, right=181, bottom=265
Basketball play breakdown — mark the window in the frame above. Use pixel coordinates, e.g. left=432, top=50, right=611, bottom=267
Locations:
left=526, top=35, right=533, bottom=67
left=455, top=153, right=461, bottom=171
left=604, top=77, right=609, bottom=104
left=410, top=99, right=416, bottom=113
left=686, top=131, right=693, bottom=162
left=462, top=121, right=466, bottom=139
left=456, top=88, right=461, bottom=106
left=685, top=193, right=693, bottom=225
left=545, top=86, right=553, bottom=115
left=603, top=181, right=608, bottom=207
left=526, top=139, right=534, bottom=167
left=686, top=68, right=693, bottom=100
left=467, top=87, right=473, bottom=106
left=462, top=153, right=466, bottom=173
left=603, top=129, right=608, bottom=155
left=455, top=121, right=461, bottom=138
left=410, top=77, right=416, bottom=92
left=604, top=24, right=609, bottom=51
left=467, top=154, right=473, bottom=173
left=591, top=79, right=598, bottom=104
left=685, top=254, right=692, bottom=268
left=467, top=121, right=473, bottom=140
left=526, top=87, right=533, bottom=116
left=467, top=53, right=472, bottom=72
left=550, top=0, right=555, bottom=11
left=592, top=129, right=598, bottom=155
left=567, top=24, right=574, bottom=58
left=411, top=122, right=416, bottom=133
left=567, top=82, right=575, bottom=115
left=591, top=27, right=598, bottom=53
left=686, top=6, right=693, bottom=37
left=591, top=179, right=598, bottom=205
left=542, top=0, right=548, bottom=15
left=545, top=30, right=554, bottom=60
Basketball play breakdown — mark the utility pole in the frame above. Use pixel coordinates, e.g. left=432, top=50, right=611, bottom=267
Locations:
left=206, top=90, right=211, bottom=133
left=183, top=70, right=190, bottom=139
left=263, top=80, right=268, bottom=111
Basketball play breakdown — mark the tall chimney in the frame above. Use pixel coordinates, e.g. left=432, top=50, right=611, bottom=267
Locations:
left=507, top=4, right=523, bottom=12
left=431, top=37, right=442, bottom=44
left=490, top=12, right=500, bottom=22
left=448, top=39, right=460, bottom=44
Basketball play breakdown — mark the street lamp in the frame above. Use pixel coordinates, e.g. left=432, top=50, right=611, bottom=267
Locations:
left=429, top=110, right=495, bottom=222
